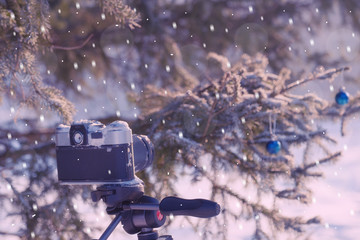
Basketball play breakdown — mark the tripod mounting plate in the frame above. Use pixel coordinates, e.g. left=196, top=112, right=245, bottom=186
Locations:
left=91, top=177, right=144, bottom=213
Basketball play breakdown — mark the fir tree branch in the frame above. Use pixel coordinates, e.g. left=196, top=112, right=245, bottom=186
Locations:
left=280, top=67, right=350, bottom=94
left=5, top=0, right=21, bottom=25
left=0, top=231, right=23, bottom=237
left=50, top=34, right=94, bottom=51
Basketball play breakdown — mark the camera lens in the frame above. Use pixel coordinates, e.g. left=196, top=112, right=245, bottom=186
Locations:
left=73, top=131, right=84, bottom=145
left=133, top=135, right=154, bottom=172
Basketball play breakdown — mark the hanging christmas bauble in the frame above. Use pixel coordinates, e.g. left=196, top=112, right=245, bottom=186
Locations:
left=266, top=140, right=281, bottom=154
left=335, top=90, right=349, bottom=105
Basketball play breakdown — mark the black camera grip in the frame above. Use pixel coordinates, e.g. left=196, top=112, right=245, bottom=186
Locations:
left=159, top=196, right=220, bottom=218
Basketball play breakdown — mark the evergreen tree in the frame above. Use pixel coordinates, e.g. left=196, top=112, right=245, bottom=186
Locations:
left=1, top=0, right=360, bottom=239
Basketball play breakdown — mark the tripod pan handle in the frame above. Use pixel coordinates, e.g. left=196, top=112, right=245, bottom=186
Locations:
left=159, top=196, right=220, bottom=218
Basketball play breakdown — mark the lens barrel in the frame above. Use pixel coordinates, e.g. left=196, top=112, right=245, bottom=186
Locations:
left=133, top=135, right=154, bottom=172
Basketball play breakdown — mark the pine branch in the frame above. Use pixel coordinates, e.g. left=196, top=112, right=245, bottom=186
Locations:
left=0, top=231, right=23, bottom=237
left=50, top=34, right=93, bottom=51
left=5, top=0, right=21, bottom=25
left=279, top=67, right=350, bottom=94
left=100, top=0, right=141, bottom=29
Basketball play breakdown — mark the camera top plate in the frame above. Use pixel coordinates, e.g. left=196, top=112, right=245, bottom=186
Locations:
left=55, top=120, right=132, bottom=147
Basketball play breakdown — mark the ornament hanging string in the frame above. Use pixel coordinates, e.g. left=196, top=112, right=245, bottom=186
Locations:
left=330, top=67, right=345, bottom=92
left=340, top=67, right=344, bottom=89
left=269, top=114, right=272, bottom=135
left=269, top=113, right=277, bottom=136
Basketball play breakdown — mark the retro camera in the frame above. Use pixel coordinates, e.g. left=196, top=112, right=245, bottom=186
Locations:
left=55, top=120, right=220, bottom=240
left=55, top=120, right=153, bottom=184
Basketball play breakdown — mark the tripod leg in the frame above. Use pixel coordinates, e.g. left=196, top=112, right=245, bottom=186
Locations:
left=99, top=214, right=123, bottom=240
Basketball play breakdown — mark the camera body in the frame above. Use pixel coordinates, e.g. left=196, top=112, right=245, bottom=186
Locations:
left=55, top=120, right=153, bottom=185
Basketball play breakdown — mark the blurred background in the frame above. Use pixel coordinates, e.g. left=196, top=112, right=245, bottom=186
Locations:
left=1, top=0, right=360, bottom=239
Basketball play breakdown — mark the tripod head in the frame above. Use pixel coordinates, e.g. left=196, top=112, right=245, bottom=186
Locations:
left=54, top=120, right=221, bottom=239
left=92, top=184, right=220, bottom=240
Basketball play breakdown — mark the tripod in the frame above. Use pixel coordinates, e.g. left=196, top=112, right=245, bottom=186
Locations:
left=91, top=181, right=220, bottom=240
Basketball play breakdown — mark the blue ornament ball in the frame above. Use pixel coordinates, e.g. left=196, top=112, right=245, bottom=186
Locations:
left=335, top=90, right=349, bottom=105
left=266, top=140, right=281, bottom=154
